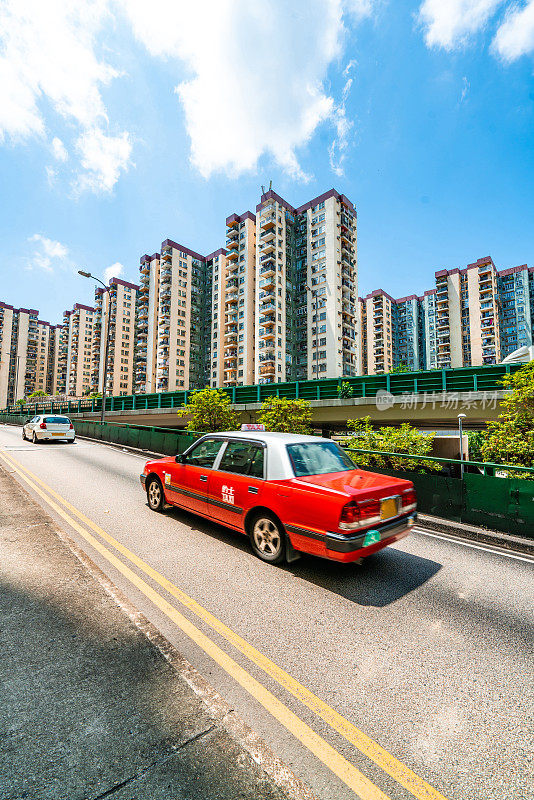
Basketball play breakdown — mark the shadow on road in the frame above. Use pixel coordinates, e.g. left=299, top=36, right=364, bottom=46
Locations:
left=286, top=546, right=442, bottom=608
left=162, top=505, right=441, bottom=608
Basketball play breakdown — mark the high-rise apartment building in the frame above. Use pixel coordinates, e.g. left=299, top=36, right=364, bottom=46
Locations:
left=421, top=291, right=437, bottom=370
left=498, top=264, right=534, bottom=358
left=434, top=257, right=502, bottom=368
left=134, top=187, right=358, bottom=392
left=0, top=303, right=41, bottom=405
left=222, top=212, right=256, bottom=387
left=255, top=188, right=358, bottom=384
left=360, top=257, right=532, bottom=374
left=57, top=303, right=95, bottom=397
left=92, top=278, right=139, bottom=396
left=392, top=295, right=424, bottom=372
left=135, top=253, right=160, bottom=394
left=359, top=291, right=394, bottom=374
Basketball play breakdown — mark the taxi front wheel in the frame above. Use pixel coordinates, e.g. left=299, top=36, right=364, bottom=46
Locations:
left=249, top=513, right=286, bottom=564
left=147, top=477, right=165, bottom=512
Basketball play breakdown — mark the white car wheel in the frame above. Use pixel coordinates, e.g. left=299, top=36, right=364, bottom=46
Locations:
left=250, top=514, right=285, bottom=564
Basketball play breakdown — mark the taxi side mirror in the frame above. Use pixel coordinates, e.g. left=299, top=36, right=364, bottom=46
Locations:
left=175, top=454, right=184, bottom=463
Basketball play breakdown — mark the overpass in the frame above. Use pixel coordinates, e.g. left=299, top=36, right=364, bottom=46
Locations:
left=4, top=364, right=520, bottom=432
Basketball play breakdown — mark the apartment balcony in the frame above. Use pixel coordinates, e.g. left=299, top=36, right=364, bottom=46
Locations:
left=259, top=290, right=275, bottom=304
left=260, top=216, right=275, bottom=230
left=140, top=264, right=150, bottom=276
left=259, top=263, right=275, bottom=278
left=162, top=250, right=172, bottom=262
left=259, top=364, right=276, bottom=377
left=259, top=303, right=276, bottom=314
left=226, top=239, right=239, bottom=251
left=226, top=226, right=239, bottom=239
left=261, top=241, right=275, bottom=256
left=226, top=259, right=239, bottom=273
left=260, top=329, right=275, bottom=341
left=260, top=228, right=275, bottom=242
left=259, top=276, right=275, bottom=291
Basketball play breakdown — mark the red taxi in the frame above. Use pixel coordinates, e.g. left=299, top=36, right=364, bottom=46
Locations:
left=140, top=431, right=416, bottom=565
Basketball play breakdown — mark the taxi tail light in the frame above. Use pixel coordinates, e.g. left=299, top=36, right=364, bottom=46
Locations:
left=339, top=498, right=380, bottom=530
left=39, top=422, right=47, bottom=429
left=69, top=423, right=74, bottom=429
left=401, top=488, right=417, bottom=511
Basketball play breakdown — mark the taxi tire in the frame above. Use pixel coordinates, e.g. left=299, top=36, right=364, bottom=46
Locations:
left=32, top=432, right=40, bottom=444
left=248, top=512, right=286, bottom=565
left=22, top=429, right=26, bottom=440
left=147, top=477, right=165, bottom=512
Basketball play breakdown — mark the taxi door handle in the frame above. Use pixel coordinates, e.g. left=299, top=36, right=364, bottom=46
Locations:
left=199, top=475, right=208, bottom=482
left=248, top=486, right=258, bottom=494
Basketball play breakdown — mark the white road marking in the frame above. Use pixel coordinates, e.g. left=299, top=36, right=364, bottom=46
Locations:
left=413, top=528, right=534, bottom=564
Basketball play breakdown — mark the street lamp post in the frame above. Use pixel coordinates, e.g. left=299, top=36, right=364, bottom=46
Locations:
left=458, top=413, right=467, bottom=479
left=306, top=285, right=319, bottom=380
left=78, top=270, right=111, bottom=423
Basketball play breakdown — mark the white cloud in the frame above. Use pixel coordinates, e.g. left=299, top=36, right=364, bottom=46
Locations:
left=343, top=0, right=376, bottom=20
left=45, top=166, right=58, bottom=186
left=104, top=262, right=124, bottom=284
left=417, top=0, right=504, bottom=49
left=460, top=75, right=470, bottom=102
left=328, top=70, right=354, bottom=176
left=75, top=127, right=132, bottom=194
left=51, top=136, right=68, bottom=162
left=493, top=1, right=534, bottom=60
left=28, top=234, right=69, bottom=273
left=0, top=0, right=132, bottom=193
left=121, top=0, right=370, bottom=180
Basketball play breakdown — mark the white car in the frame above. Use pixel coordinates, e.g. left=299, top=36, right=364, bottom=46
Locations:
left=22, top=415, right=76, bottom=444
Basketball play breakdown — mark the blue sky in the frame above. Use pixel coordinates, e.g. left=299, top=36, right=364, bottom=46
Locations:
left=0, top=0, right=533, bottom=322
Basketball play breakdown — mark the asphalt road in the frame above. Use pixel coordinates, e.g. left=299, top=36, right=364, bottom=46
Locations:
left=1, top=424, right=533, bottom=800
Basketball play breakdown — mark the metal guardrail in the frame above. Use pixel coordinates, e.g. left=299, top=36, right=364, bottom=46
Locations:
left=343, top=447, right=533, bottom=537
left=344, top=448, right=534, bottom=477
left=1, top=363, right=521, bottom=417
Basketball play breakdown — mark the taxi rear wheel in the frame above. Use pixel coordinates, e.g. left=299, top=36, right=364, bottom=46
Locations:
left=249, top=513, right=285, bottom=564
left=147, top=477, right=165, bottom=512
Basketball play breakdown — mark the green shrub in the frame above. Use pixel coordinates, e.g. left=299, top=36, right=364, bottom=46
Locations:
left=345, top=416, right=438, bottom=472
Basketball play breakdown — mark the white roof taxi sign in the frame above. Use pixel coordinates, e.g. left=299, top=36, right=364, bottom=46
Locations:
left=240, top=423, right=265, bottom=431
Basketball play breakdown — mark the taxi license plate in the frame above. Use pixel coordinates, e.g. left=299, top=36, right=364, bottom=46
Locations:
left=380, top=497, right=398, bottom=520
left=52, top=432, right=65, bottom=436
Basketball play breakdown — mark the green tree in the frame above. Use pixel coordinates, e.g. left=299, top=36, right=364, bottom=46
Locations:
left=176, top=387, right=239, bottom=433
left=29, top=390, right=47, bottom=399
left=15, top=398, right=26, bottom=407
left=480, top=362, right=534, bottom=472
left=337, top=381, right=354, bottom=399
left=389, top=363, right=410, bottom=374
left=467, top=430, right=487, bottom=462
left=87, top=392, right=102, bottom=399
left=258, top=396, right=312, bottom=434
left=345, top=416, right=438, bottom=472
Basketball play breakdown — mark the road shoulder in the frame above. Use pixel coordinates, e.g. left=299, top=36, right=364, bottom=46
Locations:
left=0, top=462, right=315, bottom=800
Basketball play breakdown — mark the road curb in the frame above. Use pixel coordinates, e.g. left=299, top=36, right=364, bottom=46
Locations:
left=1, top=462, right=317, bottom=800
left=417, top=513, right=534, bottom=556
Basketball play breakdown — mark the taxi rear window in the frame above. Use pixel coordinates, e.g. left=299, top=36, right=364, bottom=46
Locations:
left=287, top=442, right=355, bottom=477
left=44, top=416, right=70, bottom=424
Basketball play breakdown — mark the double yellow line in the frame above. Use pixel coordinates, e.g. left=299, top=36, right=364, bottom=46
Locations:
left=0, top=447, right=449, bottom=800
